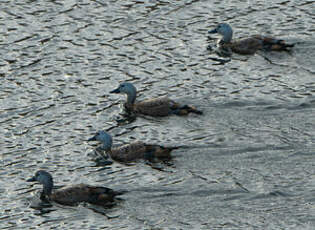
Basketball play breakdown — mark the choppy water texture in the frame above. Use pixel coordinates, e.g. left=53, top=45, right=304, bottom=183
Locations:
left=1, top=0, right=315, bottom=229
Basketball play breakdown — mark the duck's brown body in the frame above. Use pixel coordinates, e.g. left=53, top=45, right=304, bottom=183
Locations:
left=48, top=184, right=120, bottom=206
left=209, top=23, right=294, bottom=55
left=222, top=35, right=294, bottom=55
left=109, top=141, right=177, bottom=162
left=27, top=170, right=123, bottom=207
left=125, top=96, right=202, bottom=116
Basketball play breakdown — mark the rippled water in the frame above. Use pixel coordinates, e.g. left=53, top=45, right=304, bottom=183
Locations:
left=1, top=0, right=315, bottom=229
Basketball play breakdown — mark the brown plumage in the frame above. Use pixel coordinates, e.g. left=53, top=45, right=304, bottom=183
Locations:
left=88, top=131, right=178, bottom=163
left=209, top=23, right=294, bottom=55
left=27, top=170, right=123, bottom=206
left=49, top=184, right=119, bottom=206
left=125, top=96, right=202, bottom=117
left=110, top=82, right=202, bottom=117
left=225, top=35, right=294, bottom=55
left=110, top=141, right=177, bottom=162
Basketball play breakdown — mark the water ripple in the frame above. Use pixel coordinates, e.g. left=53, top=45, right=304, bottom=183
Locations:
left=0, top=0, right=314, bottom=229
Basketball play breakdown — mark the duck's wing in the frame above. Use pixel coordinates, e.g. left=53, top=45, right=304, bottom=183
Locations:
left=143, top=144, right=178, bottom=159
left=111, top=141, right=147, bottom=162
left=111, top=141, right=179, bottom=162
left=134, top=97, right=202, bottom=116
left=252, top=35, right=294, bottom=51
left=50, top=184, right=117, bottom=206
left=134, top=97, right=178, bottom=116
left=227, top=37, right=263, bottom=54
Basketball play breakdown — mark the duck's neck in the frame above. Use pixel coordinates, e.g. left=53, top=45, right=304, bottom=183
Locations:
left=101, top=140, right=112, bottom=152
left=102, top=144, right=112, bottom=152
left=126, top=91, right=136, bottom=105
left=222, top=30, right=233, bottom=43
left=41, top=179, right=53, bottom=200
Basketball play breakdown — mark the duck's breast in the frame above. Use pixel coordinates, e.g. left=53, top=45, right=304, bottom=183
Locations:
left=134, top=96, right=178, bottom=116
left=110, top=141, right=147, bottom=162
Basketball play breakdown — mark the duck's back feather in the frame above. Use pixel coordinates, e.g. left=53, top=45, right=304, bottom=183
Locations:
left=110, top=141, right=147, bottom=162
left=133, top=96, right=177, bottom=116
left=252, top=35, right=294, bottom=51
left=227, top=37, right=263, bottom=54
left=110, top=141, right=177, bottom=162
left=224, top=35, right=294, bottom=54
left=125, top=96, right=202, bottom=116
left=50, top=184, right=118, bottom=206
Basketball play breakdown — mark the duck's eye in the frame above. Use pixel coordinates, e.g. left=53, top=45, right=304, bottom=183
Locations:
left=121, top=85, right=125, bottom=88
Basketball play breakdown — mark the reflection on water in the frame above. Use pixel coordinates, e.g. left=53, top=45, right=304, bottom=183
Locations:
left=1, top=0, right=315, bottom=229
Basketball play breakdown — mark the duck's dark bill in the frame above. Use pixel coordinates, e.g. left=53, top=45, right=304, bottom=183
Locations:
left=88, top=135, right=97, bottom=141
left=208, top=28, right=217, bottom=34
left=110, top=88, right=120, bottom=93
left=27, top=176, right=36, bottom=182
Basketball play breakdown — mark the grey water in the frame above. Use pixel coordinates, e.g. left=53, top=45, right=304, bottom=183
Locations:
left=1, top=0, right=315, bottom=229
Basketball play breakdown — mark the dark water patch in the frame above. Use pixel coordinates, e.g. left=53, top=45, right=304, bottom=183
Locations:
left=289, top=150, right=315, bottom=157
left=248, top=190, right=295, bottom=200
left=269, top=190, right=294, bottom=197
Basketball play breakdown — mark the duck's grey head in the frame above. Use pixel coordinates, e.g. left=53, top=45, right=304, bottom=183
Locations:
left=27, top=170, right=53, bottom=184
left=110, top=82, right=137, bottom=104
left=27, top=170, right=53, bottom=196
left=208, top=23, right=233, bottom=43
left=88, top=130, right=113, bottom=151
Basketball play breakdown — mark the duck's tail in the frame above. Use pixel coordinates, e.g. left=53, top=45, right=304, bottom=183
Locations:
left=92, top=186, right=126, bottom=197
left=270, top=40, right=295, bottom=51
left=259, top=36, right=295, bottom=51
left=163, top=146, right=180, bottom=151
left=175, top=105, right=203, bottom=115
left=89, top=186, right=127, bottom=205
left=144, top=145, right=179, bottom=159
left=112, top=189, right=127, bottom=196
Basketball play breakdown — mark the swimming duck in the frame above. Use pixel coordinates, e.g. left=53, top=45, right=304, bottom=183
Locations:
left=27, top=170, right=123, bottom=206
left=208, top=23, right=294, bottom=55
left=110, top=82, right=202, bottom=116
left=88, top=130, right=178, bottom=162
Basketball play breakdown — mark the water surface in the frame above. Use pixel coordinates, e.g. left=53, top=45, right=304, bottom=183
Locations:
left=1, top=0, right=315, bottom=229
